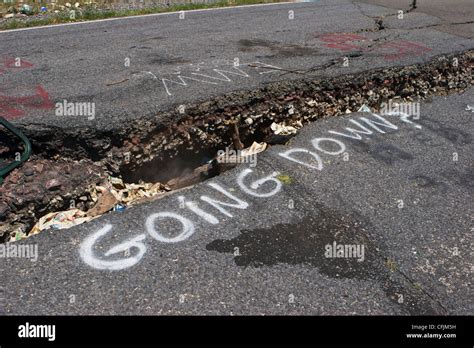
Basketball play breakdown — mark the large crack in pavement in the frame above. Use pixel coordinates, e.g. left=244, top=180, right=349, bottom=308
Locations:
left=2, top=77, right=472, bottom=315
left=0, top=50, right=472, bottom=243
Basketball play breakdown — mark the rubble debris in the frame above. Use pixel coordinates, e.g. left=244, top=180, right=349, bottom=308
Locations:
left=86, top=189, right=118, bottom=217
left=28, top=209, right=91, bottom=236
left=264, top=134, right=293, bottom=145
left=358, top=104, right=372, bottom=113
left=166, top=163, right=215, bottom=190
left=240, top=141, right=267, bottom=157
left=113, top=204, right=126, bottom=212
left=10, top=225, right=26, bottom=241
left=0, top=158, right=105, bottom=242
left=230, top=121, right=244, bottom=150
left=0, top=51, right=471, bottom=242
left=22, top=176, right=170, bottom=235
left=215, top=141, right=267, bottom=172
left=216, top=141, right=267, bottom=165
left=101, top=177, right=169, bottom=206
left=270, top=121, right=303, bottom=135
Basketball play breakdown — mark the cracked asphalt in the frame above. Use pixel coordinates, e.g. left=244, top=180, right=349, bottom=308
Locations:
left=0, top=0, right=472, bottom=130
left=357, top=0, right=474, bottom=38
left=0, top=0, right=473, bottom=316
left=2, top=88, right=473, bottom=315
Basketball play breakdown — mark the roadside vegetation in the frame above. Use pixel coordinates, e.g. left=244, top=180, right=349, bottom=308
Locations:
left=0, top=0, right=283, bottom=30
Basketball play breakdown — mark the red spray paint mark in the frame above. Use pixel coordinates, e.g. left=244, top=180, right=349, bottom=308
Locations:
left=0, top=86, right=54, bottom=120
left=0, top=58, right=54, bottom=120
left=0, top=57, right=34, bottom=75
left=318, top=33, right=368, bottom=51
left=379, top=40, right=432, bottom=61
left=317, top=33, right=432, bottom=60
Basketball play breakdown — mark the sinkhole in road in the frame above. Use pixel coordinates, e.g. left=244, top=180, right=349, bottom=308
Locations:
left=0, top=50, right=472, bottom=242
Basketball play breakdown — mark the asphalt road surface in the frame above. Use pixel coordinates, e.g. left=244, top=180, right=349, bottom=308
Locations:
left=357, top=0, right=474, bottom=37
left=3, top=88, right=473, bottom=315
left=0, top=0, right=472, bottom=130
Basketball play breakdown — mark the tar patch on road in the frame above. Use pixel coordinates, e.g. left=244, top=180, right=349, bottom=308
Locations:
left=147, top=53, right=191, bottom=65
left=206, top=206, right=447, bottom=314
left=206, top=206, right=380, bottom=280
left=348, top=140, right=415, bottom=165
left=420, top=118, right=473, bottom=146
left=237, top=38, right=319, bottom=58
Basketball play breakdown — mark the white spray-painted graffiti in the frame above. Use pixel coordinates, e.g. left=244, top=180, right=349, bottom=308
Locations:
left=80, top=169, right=282, bottom=270
left=80, top=111, right=422, bottom=271
left=133, top=61, right=283, bottom=96
left=80, top=225, right=147, bottom=271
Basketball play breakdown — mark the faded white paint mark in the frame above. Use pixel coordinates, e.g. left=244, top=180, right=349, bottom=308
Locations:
left=359, top=113, right=398, bottom=133
left=200, top=183, right=249, bottom=218
left=190, top=66, right=250, bottom=82
left=384, top=111, right=422, bottom=129
left=135, top=71, right=158, bottom=79
left=237, top=168, right=282, bottom=198
left=146, top=212, right=195, bottom=243
left=328, top=119, right=374, bottom=140
left=79, top=224, right=147, bottom=271
left=161, top=74, right=218, bottom=96
left=249, top=61, right=284, bottom=75
left=180, top=196, right=220, bottom=224
left=135, top=60, right=284, bottom=96
left=278, top=148, right=323, bottom=170
left=311, top=137, right=346, bottom=155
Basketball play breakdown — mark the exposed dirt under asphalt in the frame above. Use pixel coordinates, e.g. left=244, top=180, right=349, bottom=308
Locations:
left=0, top=50, right=472, bottom=242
